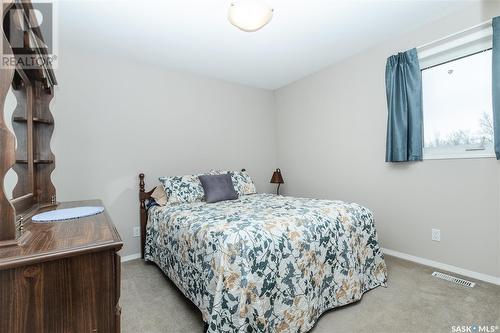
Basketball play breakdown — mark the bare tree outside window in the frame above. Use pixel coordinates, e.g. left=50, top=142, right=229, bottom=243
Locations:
left=422, top=49, right=494, bottom=158
left=479, top=111, right=494, bottom=143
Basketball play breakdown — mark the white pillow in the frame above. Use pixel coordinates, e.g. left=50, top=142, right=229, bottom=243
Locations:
left=151, top=185, right=168, bottom=206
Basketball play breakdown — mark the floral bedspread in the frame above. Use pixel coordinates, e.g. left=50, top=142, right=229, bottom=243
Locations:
left=145, top=194, right=387, bottom=333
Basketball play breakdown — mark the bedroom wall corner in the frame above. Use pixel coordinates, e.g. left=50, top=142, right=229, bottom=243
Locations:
left=50, top=47, right=277, bottom=256
left=273, top=0, right=500, bottom=279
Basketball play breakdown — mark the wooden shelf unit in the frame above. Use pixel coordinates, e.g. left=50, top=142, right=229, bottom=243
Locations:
left=1, top=0, right=57, bottom=242
left=10, top=79, right=56, bottom=209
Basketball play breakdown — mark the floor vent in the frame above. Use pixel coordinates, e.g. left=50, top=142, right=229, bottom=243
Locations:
left=432, top=271, right=475, bottom=288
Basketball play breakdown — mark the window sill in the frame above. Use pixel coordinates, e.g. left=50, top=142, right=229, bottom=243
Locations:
left=423, top=154, right=496, bottom=160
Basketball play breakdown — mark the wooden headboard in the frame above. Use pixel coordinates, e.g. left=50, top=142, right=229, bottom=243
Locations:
left=138, top=169, right=246, bottom=259
left=138, top=173, right=155, bottom=259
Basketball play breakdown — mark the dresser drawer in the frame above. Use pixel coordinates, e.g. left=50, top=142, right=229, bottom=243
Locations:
left=0, top=250, right=120, bottom=333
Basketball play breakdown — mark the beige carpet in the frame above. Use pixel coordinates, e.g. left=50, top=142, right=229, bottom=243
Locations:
left=121, top=255, right=500, bottom=333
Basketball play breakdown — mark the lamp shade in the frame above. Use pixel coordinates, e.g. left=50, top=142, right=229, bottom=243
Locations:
left=270, top=168, right=284, bottom=184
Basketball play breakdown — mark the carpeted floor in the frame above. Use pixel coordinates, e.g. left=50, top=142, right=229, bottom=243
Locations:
left=121, top=255, right=500, bottom=333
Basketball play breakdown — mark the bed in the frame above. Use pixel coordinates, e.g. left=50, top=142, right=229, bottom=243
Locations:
left=139, top=173, right=387, bottom=333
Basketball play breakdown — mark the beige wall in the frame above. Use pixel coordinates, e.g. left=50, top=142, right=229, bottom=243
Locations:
left=18, top=1, right=500, bottom=277
left=51, top=48, right=277, bottom=256
left=274, top=1, right=500, bottom=278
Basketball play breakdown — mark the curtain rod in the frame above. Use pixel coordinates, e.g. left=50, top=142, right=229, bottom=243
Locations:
left=416, top=18, right=492, bottom=51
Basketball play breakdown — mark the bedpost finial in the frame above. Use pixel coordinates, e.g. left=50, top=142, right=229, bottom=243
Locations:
left=139, top=173, right=145, bottom=193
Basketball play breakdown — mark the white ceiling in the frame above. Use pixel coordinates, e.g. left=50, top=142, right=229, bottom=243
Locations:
left=58, top=0, right=472, bottom=90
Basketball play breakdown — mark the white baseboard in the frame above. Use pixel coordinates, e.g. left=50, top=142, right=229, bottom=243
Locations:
left=381, top=247, right=500, bottom=286
left=119, top=249, right=500, bottom=285
left=121, top=253, right=142, bottom=262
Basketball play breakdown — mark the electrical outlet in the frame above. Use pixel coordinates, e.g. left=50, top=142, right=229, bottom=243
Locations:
left=133, top=226, right=140, bottom=238
left=432, top=228, right=441, bottom=242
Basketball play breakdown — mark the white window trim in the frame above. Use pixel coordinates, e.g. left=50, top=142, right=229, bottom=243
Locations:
left=418, top=22, right=494, bottom=161
left=418, top=21, right=492, bottom=69
left=423, top=142, right=495, bottom=160
left=423, top=153, right=495, bottom=161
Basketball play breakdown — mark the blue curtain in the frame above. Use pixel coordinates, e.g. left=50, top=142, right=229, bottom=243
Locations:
left=385, top=48, right=423, bottom=162
left=493, top=17, right=500, bottom=160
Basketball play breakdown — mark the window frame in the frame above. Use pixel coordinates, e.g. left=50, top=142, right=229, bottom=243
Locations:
left=418, top=27, right=495, bottom=161
left=422, top=149, right=495, bottom=161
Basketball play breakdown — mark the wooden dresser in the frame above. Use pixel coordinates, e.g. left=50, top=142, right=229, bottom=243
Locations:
left=0, top=2, right=123, bottom=332
left=0, top=200, right=123, bottom=333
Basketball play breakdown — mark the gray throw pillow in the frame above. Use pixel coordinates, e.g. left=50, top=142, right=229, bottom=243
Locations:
left=199, top=174, right=238, bottom=203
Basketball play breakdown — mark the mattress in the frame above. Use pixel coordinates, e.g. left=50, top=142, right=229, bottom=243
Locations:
left=145, top=193, right=387, bottom=333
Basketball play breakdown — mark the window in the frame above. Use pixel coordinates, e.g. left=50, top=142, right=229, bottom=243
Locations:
left=419, top=23, right=494, bottom=159
left=422, top=50, right=494, bottom=159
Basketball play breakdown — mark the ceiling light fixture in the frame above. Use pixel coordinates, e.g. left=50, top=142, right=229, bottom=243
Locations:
left=228, top=0, right=274, bottom=32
